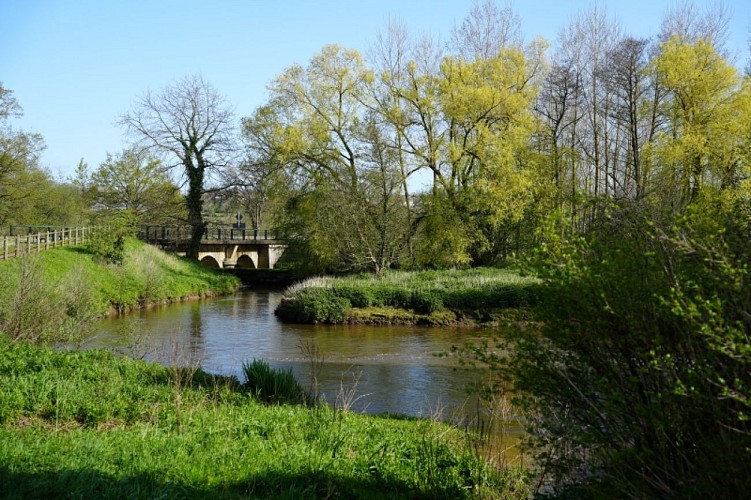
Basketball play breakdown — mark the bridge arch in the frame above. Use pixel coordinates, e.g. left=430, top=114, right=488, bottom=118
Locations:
left=200, top=255, right=220, bottom=268
left=236, top=254, right=256, bottom=269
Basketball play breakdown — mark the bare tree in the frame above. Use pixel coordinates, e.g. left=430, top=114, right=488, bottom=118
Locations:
left=120, top=75, right=236, bottom=258
left=450, top=0, right=522, bottom=59
left=604, top=37, right=651, bottom=199
left=658, top=0, right=731, bottom=53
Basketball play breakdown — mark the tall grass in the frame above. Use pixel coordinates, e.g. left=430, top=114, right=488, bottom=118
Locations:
left=276, top=268, right=539, bottom=324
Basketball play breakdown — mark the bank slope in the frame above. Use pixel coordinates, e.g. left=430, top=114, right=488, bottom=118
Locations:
left=0, top=238, right=240, bottom=319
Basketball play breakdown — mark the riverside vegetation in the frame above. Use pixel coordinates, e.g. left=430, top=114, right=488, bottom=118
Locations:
left=0, top=235, right=239, bottom=344
left=274, top=268, right=538, bottom=325
left=0, top=242, right=531, bottom=498
left=0, top=337, right=530, bottom=498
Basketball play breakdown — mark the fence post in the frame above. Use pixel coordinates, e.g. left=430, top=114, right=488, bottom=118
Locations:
left=37, top=231, right=41, bottom=253
left=2, top=235, right=6, bottom=260
left=15, top=235, right=19, bottom=257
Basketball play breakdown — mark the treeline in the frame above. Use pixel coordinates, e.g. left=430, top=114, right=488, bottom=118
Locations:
left=238, top=1, right=751, bottom=273
left=2, top=1, right=750, bottom=273
left=0, top=86, right=185, bottom=231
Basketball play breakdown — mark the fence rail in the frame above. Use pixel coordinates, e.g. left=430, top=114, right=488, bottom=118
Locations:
left=139, top=225, right=284, bottom=243
left=1, top=227, right=93, bottom=261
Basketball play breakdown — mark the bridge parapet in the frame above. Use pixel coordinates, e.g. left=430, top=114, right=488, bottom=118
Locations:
left=139, top=225, right=284, bottom=244
left=138, top=225, right=288, bottom=270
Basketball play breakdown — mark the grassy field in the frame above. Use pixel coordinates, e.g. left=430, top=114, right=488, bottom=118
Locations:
left=275, top=268, right=539, bottom=325
left=0, top=337, right=530, bottom=499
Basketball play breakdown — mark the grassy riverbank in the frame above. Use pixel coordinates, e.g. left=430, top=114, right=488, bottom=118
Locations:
left=0, top=337, right=529, bottom=498
left=0, top=239, right=239, bottom=343
left=275, top=268, right=538, bottom=325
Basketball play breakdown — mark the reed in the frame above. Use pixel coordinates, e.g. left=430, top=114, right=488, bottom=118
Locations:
left=242, top=358, right=307, bottom=405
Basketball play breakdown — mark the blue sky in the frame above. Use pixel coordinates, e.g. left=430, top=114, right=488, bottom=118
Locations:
left=1, top=0, right=749, bottom=181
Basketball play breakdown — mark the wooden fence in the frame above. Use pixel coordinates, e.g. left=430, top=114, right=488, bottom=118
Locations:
left=0, top=227, right=93, bottom=261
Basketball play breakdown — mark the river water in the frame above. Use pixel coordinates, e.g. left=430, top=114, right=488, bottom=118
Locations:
left=87, top=290, right=505, bottom=422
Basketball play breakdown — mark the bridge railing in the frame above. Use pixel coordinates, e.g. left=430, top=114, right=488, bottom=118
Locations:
left=139, top=225, right=285, bottom=243
left=1, top=227, right=93, bottom=261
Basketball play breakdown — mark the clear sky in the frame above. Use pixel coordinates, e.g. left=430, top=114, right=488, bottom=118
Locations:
left=1, top=0, right=749, bottom=181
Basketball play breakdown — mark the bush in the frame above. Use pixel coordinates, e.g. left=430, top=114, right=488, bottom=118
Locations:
left=332, top=285, right=373, bottom=308
left=87, top=227, right=127, bottom=265
left=502, top=201, right=751, bottom=498
left=371, top=287, right=412, bottom=309
left=275, top=288, right=350, bottom=323
left=409, top=289, right=443, bottom=314
left=242, top=358, right=306, bottom=404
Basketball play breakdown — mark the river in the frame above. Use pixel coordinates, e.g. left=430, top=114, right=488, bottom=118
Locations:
left=86, top=290, right=508, bottom=423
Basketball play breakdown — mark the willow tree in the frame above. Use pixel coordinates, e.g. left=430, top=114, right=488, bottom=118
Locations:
left=652, top=37, right=750, bottom=207
left=243, top=45, right=414, bottom=273
left=382, top=43, right=544, bottom=265
left=120, top=75, right=235, bottom=258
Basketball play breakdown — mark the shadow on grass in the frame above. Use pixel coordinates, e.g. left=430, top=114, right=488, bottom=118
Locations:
left=0, top=466, right=450, bottom=500
left=62, top=246, right=94, bottom=255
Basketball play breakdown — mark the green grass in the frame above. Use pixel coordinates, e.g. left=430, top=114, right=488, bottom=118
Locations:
left=0, top=337, right=530, bottom=499
left=0, top=238, right=240, bottom=316
left=276, top=268, right=539, bottom=325
left=243, top=358, right=307, bottom=405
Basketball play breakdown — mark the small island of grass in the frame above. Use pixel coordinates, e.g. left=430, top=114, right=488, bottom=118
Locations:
left=274, top=268, right=538, bottom=326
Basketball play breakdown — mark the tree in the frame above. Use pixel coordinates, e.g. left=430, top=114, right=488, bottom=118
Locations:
left=0, top=83, right=45, bottom=226
left=243, top=45, right=414, bottom=273
left=603, top=36, right=651, bottom=199
left=449, top=0, right=523, bottom=59
left=652, top=37, right=748, bottom=206
left=120, top=75, right=235, bottom=258
left=87, top=148, right=185, bottom=226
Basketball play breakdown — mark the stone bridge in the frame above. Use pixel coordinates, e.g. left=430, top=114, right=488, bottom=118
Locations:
left=140, top=226, right=287, bottom=269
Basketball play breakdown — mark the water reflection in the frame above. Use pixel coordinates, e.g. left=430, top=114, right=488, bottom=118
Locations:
left=88, top=290, right=500, bottom=420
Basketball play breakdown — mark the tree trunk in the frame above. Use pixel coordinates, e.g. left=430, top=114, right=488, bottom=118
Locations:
left=186, top=165, right=206, bottom=259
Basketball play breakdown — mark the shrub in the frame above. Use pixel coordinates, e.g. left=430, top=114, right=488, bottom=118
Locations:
left=242, top=358, right=306, bottom=404
left=87, top=227, right=127, bottom=265
left=0, top=256, right=65, bottom=343
left=275, top=288, right=350, bottom=324
left=409, top=289, right=443, bottom=314
left=502, top=201, right=751, bottom=498
left=372, top=287, right=412, bottom=309
left=332, top=285, right=373, bottom=308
